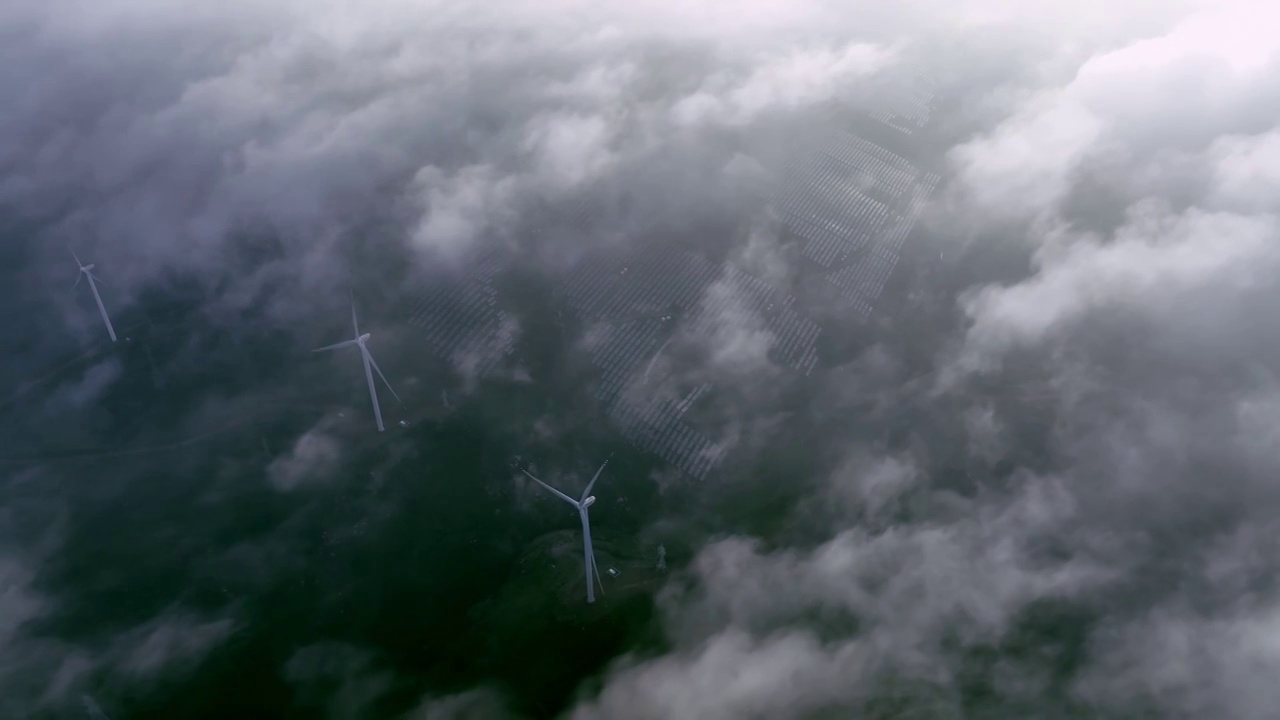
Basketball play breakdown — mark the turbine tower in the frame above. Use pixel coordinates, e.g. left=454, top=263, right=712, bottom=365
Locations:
left=521, top=457, right=610, bottom=603
left=71, top=249, right=116, bottom=342
left=313, top=298, right=400, bottom=431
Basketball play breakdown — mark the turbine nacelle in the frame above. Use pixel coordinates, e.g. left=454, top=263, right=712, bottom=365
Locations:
left=582, top=496, right=597, bottom=509
left=313, top=300, right=400, bottom=431
left=70, top=249, right=116, bottom=342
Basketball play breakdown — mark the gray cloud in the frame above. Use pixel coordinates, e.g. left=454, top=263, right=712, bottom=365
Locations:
left=39, top=357, right=124, bottom=416
left=267, top=417, right=347, bottom=492
left=405, top=687, right=516, bottom=720
left=285, top=642, right=394, bottom=720
left=0, top=544, right=237, bottom=713
left=577, top=473, right=1114, bottom=718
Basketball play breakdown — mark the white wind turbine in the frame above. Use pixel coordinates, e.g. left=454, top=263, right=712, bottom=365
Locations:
left=521, top=457, right=611, bottom=604
left=71, top=249, right=116, bottom=342
left=313, top=298, right=400, bottom=431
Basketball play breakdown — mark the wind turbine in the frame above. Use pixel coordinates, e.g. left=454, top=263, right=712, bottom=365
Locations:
left=312, top=298, right=400, bottom=431
left=521, top=457, right=610, bottom=604
left=71, top=249, right=116, bottom=342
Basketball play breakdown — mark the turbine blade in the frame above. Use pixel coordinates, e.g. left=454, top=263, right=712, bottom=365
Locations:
left=73, top=272, right=82, bottom=291
left=365, top=352, right=401, bottom=404
left=581, top=513, right=601, bottom=603
left=350, top=293, right=359, bottom=336
left=312, top=339, right=359, bottom=352
left=87, top=271, right=108, bottom=288
left=362, top=349, right=384, bottom=431
left=592, top=550, right=606, bottom=597
left=584, top=517, right=606, bottom=598
left=101, top=311, right=118, bottom=342
left=581, top=456, right=611, bottom=502
left=86, top=276, right=116, bottom=342
left=520, top=468, right=577, bottom=505
left=70, top=247, right=82, bottom=268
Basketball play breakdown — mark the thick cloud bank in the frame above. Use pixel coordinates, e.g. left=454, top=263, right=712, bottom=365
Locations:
left=570, top=4, right=1280, bottom=720
left=2, top=0, right=1278, bottom=718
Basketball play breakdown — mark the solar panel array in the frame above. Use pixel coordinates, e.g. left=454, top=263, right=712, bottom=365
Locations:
left=779, top=153, right=890, bottom=269
left=609, top=383, right=727, bottom=480
left=823, top=136, right=917, bottom=198
left=682, top=263, right=821, bottom=376
left=880, top=171, right=941, bottom=256
left=565, top=251, right=716, bottom=327
left=827, top=246, right=898, bottom=304
left=392, top=102, right=940, bottom=480
left=403, top=251, right=517, bottom=378
left=560, top=247, right=821, bottom=479
left=867, top=72, right=937, bottom=135
left=780, top=132, right=938, bottom=317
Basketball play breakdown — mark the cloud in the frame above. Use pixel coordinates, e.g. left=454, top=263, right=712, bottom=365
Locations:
left=949, top=3, right=1280, bottom=226
left=945, top=2, right=1280, bottom=379
left=109, top=612, right=239, bottom=678
left=562, top=3, right=1280, bottom=719
left=1209, top=129, right=1280, bottom=211
left=684, top=272, right=777, bottom=377
left=578, top=473, right=1113, bottom=719
left=958, top=204, right=1280, bottom=371
left=405, top=687, right=516, bottom=720
left=1077, top=592, right=1280, bottom=719
left=0, top=549, right=236, bottom=714
left=39, top=357, right=124, bottom=415
left=0, top=553, right=45, bottom=666
left=285, top=642, right=394, bottom=720
left=671, top=42, right=896, bottom=127
left=267, top=419, right=346, bottom=491
left=2, top=0, right=921, bottom=321
left=409, top=165, right=521, bottom=262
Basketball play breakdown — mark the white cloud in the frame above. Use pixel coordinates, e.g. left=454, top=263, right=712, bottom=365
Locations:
left=1209, top=129, right=1280, bottom=212
left=522, top=112, right=619, bottom=189
left=959, top=205, right=1280, bottom=369
left=583, top=472, right=1112, bottom=719
left=267, top=421, right=345, bottom=491
left=409, top=165, right=519, bottom=262
left=672, top=42, right=897, bottom=127
left=285, top=642, right=394, bottom=719
left=950, top=3, right=1280, bottom=225
left=1077, top=599, right=1280, bottom=719
left=950, top=96, right=1103, bottom=221
left=40, top=358, right=123, bottom=415
left=116, top=614, right=238, bottom=678
left=405, top=687, right=515, bottom=719
left=0, top=554, right=44, bottom=659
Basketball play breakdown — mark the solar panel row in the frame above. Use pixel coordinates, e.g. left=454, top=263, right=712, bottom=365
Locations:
left=559, top=243, right=823, bottom=478
left=779, top=128, right=939, bottom=317
left=404, top=251, right=517, bottom=377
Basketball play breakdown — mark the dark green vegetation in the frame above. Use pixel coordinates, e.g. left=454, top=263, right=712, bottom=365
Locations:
left=1, top=277, right=682, bottom=718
